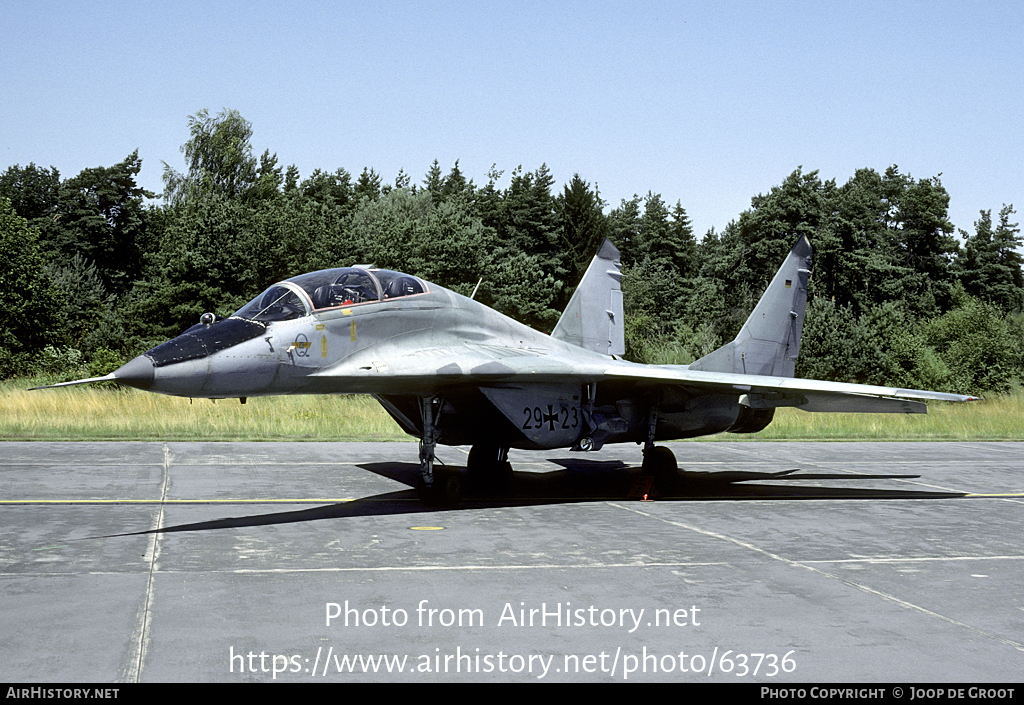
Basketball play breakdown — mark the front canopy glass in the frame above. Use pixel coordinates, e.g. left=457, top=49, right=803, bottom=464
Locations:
left=233, top=283, right=310, bottom=323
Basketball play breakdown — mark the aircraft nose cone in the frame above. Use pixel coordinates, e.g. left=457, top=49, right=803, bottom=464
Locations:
left=113, top=355, right=155, bottom=390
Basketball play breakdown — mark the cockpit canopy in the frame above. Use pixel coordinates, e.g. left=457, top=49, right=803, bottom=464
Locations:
left=234, top=267, right=427, bottom=323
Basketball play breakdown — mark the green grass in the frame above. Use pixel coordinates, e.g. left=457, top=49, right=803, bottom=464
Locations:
left=756, top=394, right=1024, bottom=440
left=1, top=380, right=409, bottom=441
left=2, top=378, right=1019, bottom=441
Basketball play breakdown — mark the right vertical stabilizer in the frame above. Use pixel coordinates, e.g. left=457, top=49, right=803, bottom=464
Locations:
left=690, top=235, right=812, bottom=377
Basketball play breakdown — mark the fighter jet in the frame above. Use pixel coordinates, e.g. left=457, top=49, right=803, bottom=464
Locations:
left=35, top=236, right=978, bottom=504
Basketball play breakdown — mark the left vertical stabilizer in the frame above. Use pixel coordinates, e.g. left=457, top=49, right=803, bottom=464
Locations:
left=552, top=239, right=625, bottom=356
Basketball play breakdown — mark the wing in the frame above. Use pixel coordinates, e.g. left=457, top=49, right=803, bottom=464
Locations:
left=311, top=339, right=977, bottom=414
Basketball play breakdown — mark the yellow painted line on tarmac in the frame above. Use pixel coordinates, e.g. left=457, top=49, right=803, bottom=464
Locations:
left=0, top=498, right=357, bottom=504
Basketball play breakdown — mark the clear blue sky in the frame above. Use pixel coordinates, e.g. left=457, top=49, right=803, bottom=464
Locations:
left=3, top=0, right=1021, bottom=241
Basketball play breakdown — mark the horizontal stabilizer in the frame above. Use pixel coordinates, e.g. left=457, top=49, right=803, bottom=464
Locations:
left=740, top=391, right=928, bottom=414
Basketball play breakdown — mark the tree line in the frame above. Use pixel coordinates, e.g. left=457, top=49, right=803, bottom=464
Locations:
left=2, top=108, right=1021, bottom=394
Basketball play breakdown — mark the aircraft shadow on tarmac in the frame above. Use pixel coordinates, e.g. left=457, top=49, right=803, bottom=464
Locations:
left=105, top=459, right=966, bottom=538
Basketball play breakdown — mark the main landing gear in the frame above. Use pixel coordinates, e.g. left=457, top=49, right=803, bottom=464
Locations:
left=414, top=396, right=520, bottom=506
left=641, top=399, right=679, bottom=477
left=641, top=445, right=678, bottom=476
left=466, top=444, right=513, bottom=490
left=417, top=441, right=514, bottom=506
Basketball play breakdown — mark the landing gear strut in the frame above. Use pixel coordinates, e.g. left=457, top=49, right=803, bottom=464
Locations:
left=416, top=396, right=463, bottom=506
left=641, top=399, right=678, bottom=477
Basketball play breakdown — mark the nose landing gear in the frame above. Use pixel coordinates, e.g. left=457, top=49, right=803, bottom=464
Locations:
left=416, top=396, right=464, bottom=507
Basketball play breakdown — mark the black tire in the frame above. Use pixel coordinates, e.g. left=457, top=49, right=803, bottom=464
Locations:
left=467, top=444, right=513, bottom=489
left=641, top=446, right=678, bottom=477
left=417, top=471, right=464, bottom=506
